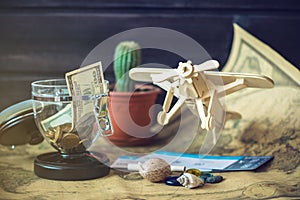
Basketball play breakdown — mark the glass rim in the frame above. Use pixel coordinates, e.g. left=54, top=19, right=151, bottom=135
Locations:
left=31, top=79, right=109, bottom=88
left=31, top=79, right=67, bottom=88
left=32, top=94, right=108, bottom=102
left=32, top=79, right=109, bottom=102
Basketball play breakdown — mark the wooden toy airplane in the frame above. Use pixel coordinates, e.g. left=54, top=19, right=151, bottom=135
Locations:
left=129, top=60, right=274, bottom=132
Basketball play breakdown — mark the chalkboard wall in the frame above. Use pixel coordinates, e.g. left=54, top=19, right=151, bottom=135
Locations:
left=0, top=0, right=299, bottom=110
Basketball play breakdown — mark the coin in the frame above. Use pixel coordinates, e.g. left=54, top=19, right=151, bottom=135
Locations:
left=52, top=125, right=62, bottom=143
left=59, top=133, right=80, bottom=149
left=44, top=129, right=55, bottom=139
left=98, top=117, right=109, bottom=130
left=61, top=123, right=72, bottom=133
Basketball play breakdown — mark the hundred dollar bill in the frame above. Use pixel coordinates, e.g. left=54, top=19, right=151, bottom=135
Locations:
left=221, top=23, right=300, bottom=107
left=65, top=61, right=111, bottom=135
left=223, top=23, right=300, bottom=86
left=65, top=61, right=105, bottom=96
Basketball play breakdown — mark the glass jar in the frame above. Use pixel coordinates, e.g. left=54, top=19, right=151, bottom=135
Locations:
left=32, top=79, right=112, bottom=154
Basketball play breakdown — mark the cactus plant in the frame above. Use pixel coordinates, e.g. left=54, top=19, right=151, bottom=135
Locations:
left=114, top=41, right=141, bottom=92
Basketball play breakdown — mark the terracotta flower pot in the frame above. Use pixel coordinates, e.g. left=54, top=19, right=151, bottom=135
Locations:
left=107, top=85, right=161, bottom=146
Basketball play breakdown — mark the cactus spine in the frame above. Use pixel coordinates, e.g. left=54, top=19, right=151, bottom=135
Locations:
left=114, top=41, right=141, bottom=92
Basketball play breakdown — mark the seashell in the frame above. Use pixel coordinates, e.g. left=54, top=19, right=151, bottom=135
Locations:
left=176, top=173, right=205, bottom=189
left=138, top=158, right=171, bottom=182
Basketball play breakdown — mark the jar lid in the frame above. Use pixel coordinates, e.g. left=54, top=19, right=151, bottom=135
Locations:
left=0, top=100, right=44, bottom=147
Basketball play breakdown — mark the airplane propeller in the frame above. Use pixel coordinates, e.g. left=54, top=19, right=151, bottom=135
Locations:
left=193, top=59, right=219, bottom=72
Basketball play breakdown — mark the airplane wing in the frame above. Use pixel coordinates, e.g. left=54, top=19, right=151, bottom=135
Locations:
left=204, top=71, right=274, bottom=89
left=129, top=68, right=171, bottom=82
left=129, top=67, right=183, bottom=99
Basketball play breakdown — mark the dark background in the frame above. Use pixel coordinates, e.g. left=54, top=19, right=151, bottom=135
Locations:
left=0, top=0, right=300, bottom=110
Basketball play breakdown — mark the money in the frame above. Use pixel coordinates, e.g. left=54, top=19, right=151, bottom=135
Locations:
left=65, top=61, right=112, bottom=136
left=52, top=125, right=62, bottom=143
left=60, top=133, right=81, bottom=149
left=44, top=129, right=55, bottom=140
left=44, top=123, right=85, bottom=152
left=94, top=94, right=111, bottom=133
left=223, top=23, right=300, bottom=87
left=65, top=61, right=106, bottom=132
left=40, top=104, right=72, bottom=131
left=221, top=23, right=300, bottom=107
left=61, top=123, right=72, bottom=133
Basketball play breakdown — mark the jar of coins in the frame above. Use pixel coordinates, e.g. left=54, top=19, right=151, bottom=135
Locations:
left=31, top=79, right=112, bottom=180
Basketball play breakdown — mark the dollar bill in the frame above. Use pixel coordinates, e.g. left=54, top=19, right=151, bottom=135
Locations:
left=65, top=61, right=111, bottom=135
left=223, top=23, right=300, bottom=87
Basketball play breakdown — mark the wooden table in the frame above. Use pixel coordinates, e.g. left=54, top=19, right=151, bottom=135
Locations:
left=0, top=86, right=299, bottom=199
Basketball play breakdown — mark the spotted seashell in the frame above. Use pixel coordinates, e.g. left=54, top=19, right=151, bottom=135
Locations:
left=138, top=158, right=171, bottom=182
left=176, top=173, right=205, bottom=189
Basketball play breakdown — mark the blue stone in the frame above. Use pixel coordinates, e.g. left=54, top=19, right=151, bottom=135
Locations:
left=200, top=172, right=213, bottom=180
left=164, top=176, right=182, bottom=186
left=206, top=175, right=223, bottom=184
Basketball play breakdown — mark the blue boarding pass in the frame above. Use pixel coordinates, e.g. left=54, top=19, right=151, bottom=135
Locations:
left=111, top=151, right=273, bottom=172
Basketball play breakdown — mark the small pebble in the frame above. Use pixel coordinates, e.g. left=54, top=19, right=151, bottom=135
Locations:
left=185, top=168, right=201, bottom=177
left=206, top=175, right=223, bottom=184
left=164, top=176, right=182, bottom=186
left=200, top=172, right=213, bottom=180
left=122, top=172, right=143, bottom=180
left=185, top=168, right=213, bottom=179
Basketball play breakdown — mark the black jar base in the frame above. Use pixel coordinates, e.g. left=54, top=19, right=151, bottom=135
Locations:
left=34, top=151, right=110, bottom=181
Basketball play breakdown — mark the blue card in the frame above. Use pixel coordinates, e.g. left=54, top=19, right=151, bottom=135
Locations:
left=111, top=151, right=273, bottom=172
